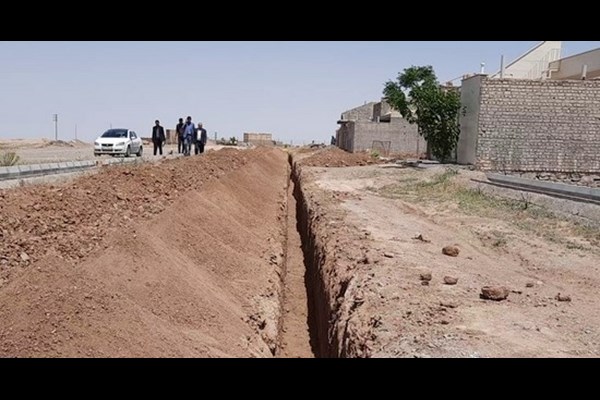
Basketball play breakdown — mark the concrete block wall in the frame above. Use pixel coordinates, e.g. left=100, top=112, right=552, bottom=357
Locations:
left=351, top=119, right=424, bottom=155
left=337, top=119, right=424, bottom=156
left=459, top=77, right=600, bottom=173
left=340, top=102, right=376, bottom=121
left=336, top=122, right=355, bottom=152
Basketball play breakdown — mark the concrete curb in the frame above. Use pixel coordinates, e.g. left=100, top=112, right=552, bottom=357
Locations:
left=0, top=156, right=143, bottom=182
left=486, top=173, right=600, bottom=203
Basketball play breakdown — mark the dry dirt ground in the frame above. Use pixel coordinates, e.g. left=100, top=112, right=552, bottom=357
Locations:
left=3, top=141, right=599, bottom=358
left=0, top=147, right=297, bottom=357
left=296, top=161, right=600, bottom=357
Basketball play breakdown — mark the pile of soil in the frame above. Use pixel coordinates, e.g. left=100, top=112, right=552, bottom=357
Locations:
left=0, top=147, right=289, bottom=357
left=46, top=140, right=74, bottom=147
left=0, top=148, right=249, bottom=283
left=299, top=147, right=380, bottom=167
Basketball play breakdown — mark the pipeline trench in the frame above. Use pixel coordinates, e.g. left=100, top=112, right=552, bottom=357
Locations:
left=3, top=145, right=597, bottom=357
left=0, top=147, right=342, bottom=357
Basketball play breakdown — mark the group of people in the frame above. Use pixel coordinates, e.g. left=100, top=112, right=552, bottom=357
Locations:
left=176, top=116, right=207, bottom=156
left=151, top=116, right=207, bottom=156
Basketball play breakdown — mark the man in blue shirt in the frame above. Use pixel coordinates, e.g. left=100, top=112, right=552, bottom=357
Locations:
left=182, top=116, right=195, bottom=156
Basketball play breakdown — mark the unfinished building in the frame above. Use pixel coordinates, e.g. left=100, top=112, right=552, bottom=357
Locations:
left=335, top=99, right=426, bottom=157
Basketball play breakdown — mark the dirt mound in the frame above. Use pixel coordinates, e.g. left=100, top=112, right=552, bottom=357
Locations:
left=46, top=140, right=74, bottom=148
left=69, top=139, right=90, bottom=148
left=299, top=147, right=379, bottom=167
left=0, top=148, right=251, bottom=281
left=0, top=147, right=289, bottom=357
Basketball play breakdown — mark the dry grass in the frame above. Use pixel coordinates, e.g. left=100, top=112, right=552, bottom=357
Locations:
left=0, top=152, right=20, bottom=166
left=378, top=168, right=600, bottom=251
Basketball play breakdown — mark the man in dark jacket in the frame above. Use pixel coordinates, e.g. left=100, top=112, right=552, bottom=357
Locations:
left=152, top=120, right=166, bottom=156
left=176, top=118, right=184, bottom=154
left=195, top=123, right=207, bottom=155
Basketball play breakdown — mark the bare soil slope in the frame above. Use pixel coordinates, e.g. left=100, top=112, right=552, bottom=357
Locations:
left=0, top=148, right=289, bottom=357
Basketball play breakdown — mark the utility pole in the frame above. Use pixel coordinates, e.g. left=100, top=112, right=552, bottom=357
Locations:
left=214, top=132, right=217, bottom=142
left=53, top=114, right=58, bottom=141
left=75, top=124, right=78, bottom=141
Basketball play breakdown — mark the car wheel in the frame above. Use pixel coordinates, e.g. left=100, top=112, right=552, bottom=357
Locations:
left=136, top=146, right=143, bottom=157
left=125, top=146, right=131, bottom=157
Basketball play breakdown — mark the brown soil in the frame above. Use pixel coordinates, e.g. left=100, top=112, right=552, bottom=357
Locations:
left=276, top=170, right=315, bottom=358
left=0, top=149, right=247, bottom=279
left=299, top=147, right=380, bottom=168
left=293, top=161, right=600, bottom=357
left=0, top=148, right=292, bottom=357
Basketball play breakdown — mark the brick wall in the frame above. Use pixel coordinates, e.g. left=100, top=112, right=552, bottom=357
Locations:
left=467, top=78, right=600, bottom=172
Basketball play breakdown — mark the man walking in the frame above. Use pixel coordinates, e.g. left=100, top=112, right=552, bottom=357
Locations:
left=176, top=118, right=184, bottom=154
left=195, top=122, right=207, bottom=155
left=152, top=120, right=166, bottom=156
left=182, top=116, right=195, bottom=156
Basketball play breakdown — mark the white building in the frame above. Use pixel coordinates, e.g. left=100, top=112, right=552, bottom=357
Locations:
left=489, top=41, right=562, bottom=80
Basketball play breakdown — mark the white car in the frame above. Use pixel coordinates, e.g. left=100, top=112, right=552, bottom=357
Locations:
left=94, top=128, right=143, bottom=157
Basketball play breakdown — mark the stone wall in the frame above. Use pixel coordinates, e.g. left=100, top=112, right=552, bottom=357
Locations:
left=458, top=77, right=600, bottom=173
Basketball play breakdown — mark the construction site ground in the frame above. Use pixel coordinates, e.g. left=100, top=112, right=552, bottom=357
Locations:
left=0, top=145, right=599, bottom=357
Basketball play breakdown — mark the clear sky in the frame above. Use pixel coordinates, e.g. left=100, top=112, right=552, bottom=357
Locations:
left=1, top=41, right=598, bottom=144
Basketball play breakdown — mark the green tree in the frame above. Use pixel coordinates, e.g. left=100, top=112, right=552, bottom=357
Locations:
left=383, top=65, right=462, bottom=161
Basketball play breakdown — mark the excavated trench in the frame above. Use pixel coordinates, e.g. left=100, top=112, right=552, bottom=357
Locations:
left=0, top=147, right=339, bottom=357
left=275, top=153, right=339, bottom=358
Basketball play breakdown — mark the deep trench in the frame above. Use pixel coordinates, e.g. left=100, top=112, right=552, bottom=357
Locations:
left=276, top=154, right=337, bottom=358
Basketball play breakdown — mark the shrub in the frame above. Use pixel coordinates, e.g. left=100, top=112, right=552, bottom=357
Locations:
left=0, top=151, right=20, bottom=166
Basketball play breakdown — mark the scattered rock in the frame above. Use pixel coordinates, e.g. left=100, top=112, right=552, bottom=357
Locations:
left=20, top=252, right=30, bottom=262
left=480, top=286, right=509, bottom=301
left=420, top=272, right=432, bottom=281
left=525, top=282, right=535, bottom=288
left=440, top=320, right=450, bottom=325
left=360, top=255, right=370, bottom=264
left=383, top=252, right=394, bottom=258
left=421, top=281, right=430, bottom=286
left=555, top=293, right=572, bottom=302
left=442, top=245, right=460, bottom=257
left=443, top=276, right=458, bottom=285
left=440, top=301, right=458, bottom=309
left=412, top=234, right=431, bottom=243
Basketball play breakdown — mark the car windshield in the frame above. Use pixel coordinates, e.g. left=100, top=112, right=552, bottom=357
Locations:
left=101, top=129, right=128, bottom=138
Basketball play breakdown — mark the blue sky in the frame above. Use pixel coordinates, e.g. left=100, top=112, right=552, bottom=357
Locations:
left=1, top=41, right=598, bottom=144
